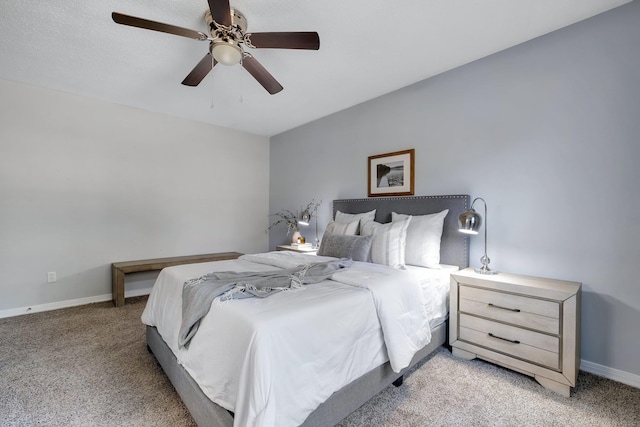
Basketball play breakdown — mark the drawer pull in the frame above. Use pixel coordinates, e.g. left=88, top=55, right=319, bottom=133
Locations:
left=488, top=303, right=520, bottom=313
left=488, top=332, right=520, bottom=344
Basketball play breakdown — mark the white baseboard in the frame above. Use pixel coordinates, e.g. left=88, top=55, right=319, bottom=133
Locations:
left=580, top=359, right=640, bottom=389
left=0, top=287, right=153, bottom=319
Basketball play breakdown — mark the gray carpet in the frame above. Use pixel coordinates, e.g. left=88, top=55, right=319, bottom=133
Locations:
left=1, top=296, right=638, bottom=427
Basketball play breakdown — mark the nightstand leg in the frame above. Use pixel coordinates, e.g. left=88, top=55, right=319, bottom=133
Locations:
left=452, top=347, right=477, bottom=361
left=535, top=375, right=571, bottom=397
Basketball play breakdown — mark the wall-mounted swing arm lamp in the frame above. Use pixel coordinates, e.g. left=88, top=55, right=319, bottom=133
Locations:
left=458, top=197, right=497, bottom=275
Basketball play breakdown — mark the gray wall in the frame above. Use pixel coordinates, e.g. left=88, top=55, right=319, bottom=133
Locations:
left=0, top=80, right=270, bottom=313
left=270, top=2, right=640, bottom=379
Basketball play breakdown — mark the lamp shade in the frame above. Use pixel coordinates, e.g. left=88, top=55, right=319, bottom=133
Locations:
left=298, top=210, right=311, bottom=226
left=458, top=208, right=482, bottom=235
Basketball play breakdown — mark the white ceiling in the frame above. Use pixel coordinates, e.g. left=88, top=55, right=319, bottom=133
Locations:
left=0, top=0, right=630, bottom=137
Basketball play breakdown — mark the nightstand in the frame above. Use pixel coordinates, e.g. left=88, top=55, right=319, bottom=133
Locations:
left=276, top=244, right=317, bottom=255
left=449, top=268, right=581, bottom=397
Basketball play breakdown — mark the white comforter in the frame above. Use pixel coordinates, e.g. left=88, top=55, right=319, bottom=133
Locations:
left=141, top=251, right=452, bottom=427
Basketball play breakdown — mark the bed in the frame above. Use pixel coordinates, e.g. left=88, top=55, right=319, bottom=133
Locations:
left=143, top=195, right=470, bottom=427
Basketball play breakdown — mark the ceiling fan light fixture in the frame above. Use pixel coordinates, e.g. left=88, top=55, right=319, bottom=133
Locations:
left=210, top=41, right=242, bottom=66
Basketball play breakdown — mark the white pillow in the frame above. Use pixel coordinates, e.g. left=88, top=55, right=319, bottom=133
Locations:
left=335, top=209, right=376, bottom=234
left=324, top=220, right=359, bottom=235
left=360, top=217, right=411, bottom=269
left=392, top=209, right=448, bottom=269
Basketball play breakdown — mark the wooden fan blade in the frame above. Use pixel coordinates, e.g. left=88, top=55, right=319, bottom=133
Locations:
left=182, top=54, right=217, bottom=87
left=246, top=32, right=320, bottom=50
left=207, top=0, right=231, bottom=27
left=112, top=12, right=208, bottom=41
left=242, top=55, right=283, bottom=95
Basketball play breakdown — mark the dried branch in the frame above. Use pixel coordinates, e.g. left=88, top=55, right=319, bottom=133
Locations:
left=266, top=200, right=322, bottom=235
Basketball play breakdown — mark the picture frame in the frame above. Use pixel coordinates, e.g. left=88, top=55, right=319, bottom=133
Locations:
left=367, top=149, right=415, bottom=197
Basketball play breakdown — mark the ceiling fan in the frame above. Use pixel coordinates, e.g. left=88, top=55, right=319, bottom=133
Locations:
left=112, top=0, right=320, bottom=94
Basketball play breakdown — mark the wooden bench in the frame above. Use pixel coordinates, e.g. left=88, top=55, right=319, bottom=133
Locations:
left=111, top=252, right=243, bottom=307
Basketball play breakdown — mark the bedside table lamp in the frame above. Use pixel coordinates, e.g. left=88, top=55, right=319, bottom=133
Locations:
left=298, top=200, right=321, bottom=249
left=458, top=197, right=497, bottom=274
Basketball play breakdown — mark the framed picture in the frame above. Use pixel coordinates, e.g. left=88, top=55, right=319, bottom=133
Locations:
left=368, top=149, right=415, bottom=197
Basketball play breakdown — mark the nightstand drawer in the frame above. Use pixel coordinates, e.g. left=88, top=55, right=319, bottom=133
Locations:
left=459, top=314, right=560, bottom=370
left=459, top=285, right=560, bottom=334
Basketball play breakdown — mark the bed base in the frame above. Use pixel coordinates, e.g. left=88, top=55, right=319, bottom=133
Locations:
left=146, top=195, right=467, bottom=426
left=146, top=322, right=447, bottom=427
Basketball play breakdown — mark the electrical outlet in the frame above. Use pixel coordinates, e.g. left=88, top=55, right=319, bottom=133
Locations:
left=47, top=272, right=57, bottom=283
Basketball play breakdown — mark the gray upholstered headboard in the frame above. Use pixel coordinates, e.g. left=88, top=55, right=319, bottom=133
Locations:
left=332, top=195, right=470, bottom=269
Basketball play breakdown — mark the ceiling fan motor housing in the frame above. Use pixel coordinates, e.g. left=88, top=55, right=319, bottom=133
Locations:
left=206, top=9, right=247, bottom=65
left=206, top=8, right=247, bottom=35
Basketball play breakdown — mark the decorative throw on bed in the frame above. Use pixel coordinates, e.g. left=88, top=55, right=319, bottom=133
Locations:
left=178, top=258, right=353, bottom=348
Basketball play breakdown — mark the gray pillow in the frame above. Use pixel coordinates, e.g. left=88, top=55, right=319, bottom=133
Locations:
left=317, top=233, right=373, bottom=262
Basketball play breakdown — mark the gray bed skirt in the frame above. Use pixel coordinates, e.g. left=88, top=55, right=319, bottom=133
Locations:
left=146, top=322, right=447, bottom=427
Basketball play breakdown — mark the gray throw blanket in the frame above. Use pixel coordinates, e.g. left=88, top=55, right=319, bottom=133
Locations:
left=178, top=258, right=353, bottom=348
